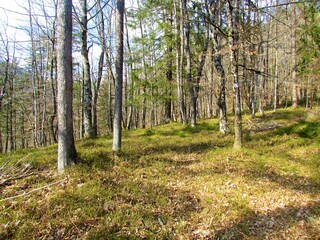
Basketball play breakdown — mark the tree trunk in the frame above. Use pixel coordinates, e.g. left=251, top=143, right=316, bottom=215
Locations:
left=0, top=130, right=2, bottom=153
left=164, top=10, right=173, bottom=123
left=57, top=0, right=77, bottom=173
left=49, top=39, right=57, bottom=144
left=40, top=47, right=47, bottom=146
left=183, top=0, right=196, bottom=127
left=195, top=12, right=209, bottom=121
left=28, top=0, right=39, bottom=148
left=209, top=0, right=228, bottom=134
left=227, top=0, right=242, bottom=150
left=274, top=12, right=279, bottom=113
left=49, top=4, right=58, bottom=144
left=108, top=68, right=113, bottom=132
left=81, top=0, right=94, bottom=138
left=292, top=6, right=298, bottom=108
left=112, top=0, right=124, bottom=152
left=138, top=19, right=148, bottom=129
left=1, top=42, right=10, bottom=152
left=174, top=0, right=187, bottom=124
left=92, top=0, right=106, bottom=136
left=9, top=65, right=14, bottom=151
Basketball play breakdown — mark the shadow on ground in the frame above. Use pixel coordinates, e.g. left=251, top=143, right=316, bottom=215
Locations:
left=214, top=201, right=320, bottom=239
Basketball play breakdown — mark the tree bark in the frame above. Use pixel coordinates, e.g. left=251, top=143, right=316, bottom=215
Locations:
left=195, top=13, right=209, bottom=122
left=48, top=1, right=58, bottom=144
left=28, top=0, right=39, bottom=148
left=112, top=0, right=124, bottom=152
left=183, top=0, right=196, bottom=127
left=227, top=0, right=242, bottom=149
left=164, top=10, right=173, bottom=123
left=92, top=0, right=106, bottom=136
left=174, top=0, right=187, bottom=124
left=292, top=5, right=298, bottom=108
left=57, top=0, right=77, bottom=172
left=139, top=20, right=148, bottom=129
left=209, top=0, right=228, bottom=134
left=81, top=0, right=94, bottom=138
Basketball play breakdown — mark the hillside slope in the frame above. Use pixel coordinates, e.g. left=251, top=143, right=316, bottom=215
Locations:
left=1, top=108, right=320, bottom=239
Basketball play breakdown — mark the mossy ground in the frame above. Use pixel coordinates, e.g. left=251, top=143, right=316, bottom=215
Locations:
left=0, top=107, right=320, bottom=239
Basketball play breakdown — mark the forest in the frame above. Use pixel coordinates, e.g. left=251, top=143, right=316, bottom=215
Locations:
left=0, top=0, right=320, bottom=239
left=0, top=0, right=318, bottom=153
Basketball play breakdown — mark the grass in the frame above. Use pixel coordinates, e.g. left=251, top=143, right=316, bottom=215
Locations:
left=0, top=107, right=320, bottom=239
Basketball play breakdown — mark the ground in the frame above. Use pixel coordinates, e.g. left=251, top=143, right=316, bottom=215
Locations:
left=0, top=107, right=320, bottom=239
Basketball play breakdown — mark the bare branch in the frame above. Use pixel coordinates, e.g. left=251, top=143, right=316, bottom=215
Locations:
left=0, top=178, right=67, bottom=202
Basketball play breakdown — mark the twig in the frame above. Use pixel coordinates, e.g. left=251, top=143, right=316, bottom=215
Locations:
left=245, top=115, right=280, bottom=132
left=0, top=178, right=67, bottom=202
left=0, top=172, right=38, bottom=186
left=0, top=154, right=39, bottom=187
left=0, top=159, right=11, bottom=172
left=0, top=153, right=33, bottom=176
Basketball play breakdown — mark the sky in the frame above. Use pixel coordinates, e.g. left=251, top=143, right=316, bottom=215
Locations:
left=0, top=0, right=33, bottom=63
left=0, top=0, right=107, bottom=66
left=0, top=0, right=273, bottom=65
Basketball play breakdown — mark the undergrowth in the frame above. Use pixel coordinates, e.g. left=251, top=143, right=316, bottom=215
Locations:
left=0, top=107, right=319, bottom=239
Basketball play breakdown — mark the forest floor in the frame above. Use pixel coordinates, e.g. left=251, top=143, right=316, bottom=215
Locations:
left=0, top=107, right=320, bottom=239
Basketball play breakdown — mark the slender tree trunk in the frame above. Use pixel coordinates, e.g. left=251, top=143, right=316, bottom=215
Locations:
left=108, top=68, right=113, bottom=132
left=81, top=0, right=93, bottom=138
left=305, top=75, right=310, bottom=109
left=165, top=55, right=173, bottom=123
left=9, top=62, right=17, bottom=151
left=57, top=0, right=77, bottom=172
left=0, top=130, right=2, bottom=153
left=103, top=35, right=115, bottom=133
left=164, top=11, right=173, bottom=123
left=5, top=97, right=9, bottom=153
left=0, top=57, right=9, bottom=112
left=123, top=65, right=128, bottom=128
left=0, top=40, right=10, bottom=152
left=112, top=0, right=124, bottom=152
left=292, top=6, right=298, bottom=108
left=273, top=47, right=279, bottom=112
left=257, top=0, right=265, bottom=116
left=174, top=0, right=187, bottom=124
left=49, top=2, right=58, bottom=144
left=92, top=0, right=106, bottom=136
left=183, top=0, right=196, bottom=127
left=150, top=51, right=156, bottom=128
left=28, top=0, right=39, bottom=148
left=93, top=50, right=104, bottom=136
left=20, top=111, right=25, bottom=149
left=274, top=28, right=279, bottom=112
left=49, top=38, right=57, bottom=144
left=227, top=0, right=242, bottom=149
left=40, top=47, right=47, bottom=146
left=180, top=0, right=187, bottom=124
left=139, top=21, right=148, bottom=129
left=195, top=11, right=209, bottom=120
left=209, top=0, right=228, bottom=133
left=265, top=26, right=270, bottom=108
left=125, top=11, right=134, bottom=129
